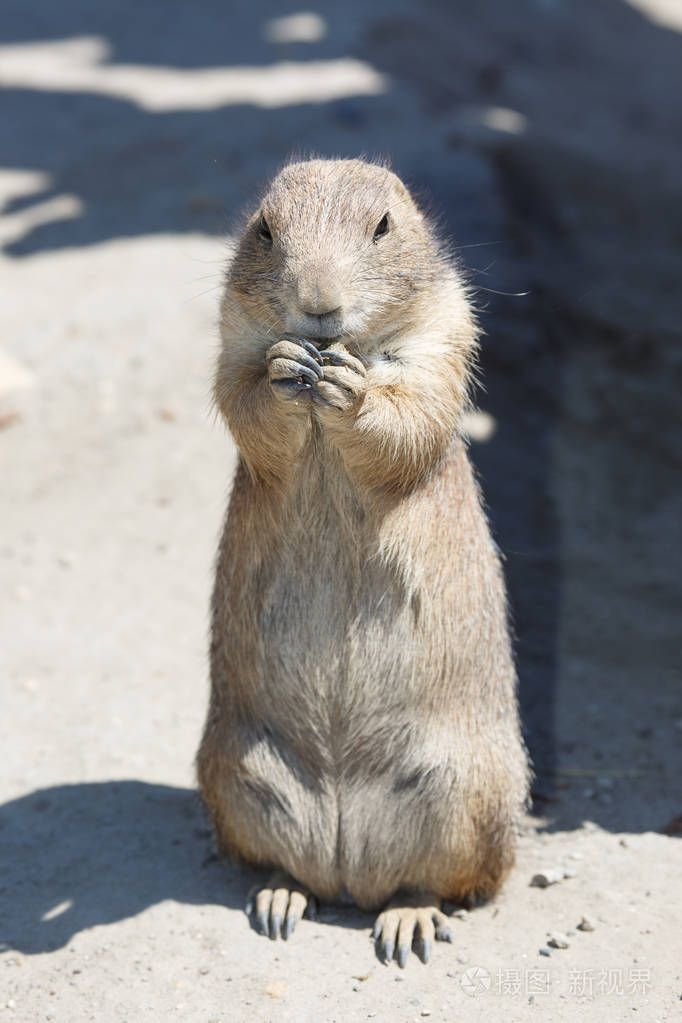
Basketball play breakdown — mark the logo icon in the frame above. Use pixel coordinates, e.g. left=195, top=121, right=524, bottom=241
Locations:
left=460, top=966, right=491, bottom=996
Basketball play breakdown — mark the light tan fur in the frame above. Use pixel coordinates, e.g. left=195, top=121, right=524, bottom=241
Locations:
left=197, top=158, right=529, bottom=946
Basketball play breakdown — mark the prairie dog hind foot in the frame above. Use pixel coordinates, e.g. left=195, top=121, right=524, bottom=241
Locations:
left=373, top=892, right=454, bottom=968
left=246, top=870, right=317, bottom=940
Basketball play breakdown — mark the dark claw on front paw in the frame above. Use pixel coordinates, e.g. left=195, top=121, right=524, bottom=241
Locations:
left=301, top=355, right=324, bottom=380
left=271, top=378, right=309, bottom=397
left=278, top=334, right=324, bottom=367
left=296, top=362, right=322, bottom=385
left=301, top=340, right=324, bottom=366
left=269, top=913, right=282, bottom=940
left=282, top=913, right=298, bottom=940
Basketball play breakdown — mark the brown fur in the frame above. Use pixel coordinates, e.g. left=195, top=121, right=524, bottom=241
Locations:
left=197, top=157, right=529, bottom=916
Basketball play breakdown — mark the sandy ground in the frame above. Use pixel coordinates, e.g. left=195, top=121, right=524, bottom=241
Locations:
left=1, top=1, right=681, bottom=1021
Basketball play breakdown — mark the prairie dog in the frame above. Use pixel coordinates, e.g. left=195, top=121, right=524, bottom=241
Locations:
left=197, top=157, right=529, bottom=967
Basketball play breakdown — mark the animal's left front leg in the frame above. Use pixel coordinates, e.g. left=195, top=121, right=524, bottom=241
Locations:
left=312, top=343, right=463, bottom=495
left=373, top=892, right=453, bottom=967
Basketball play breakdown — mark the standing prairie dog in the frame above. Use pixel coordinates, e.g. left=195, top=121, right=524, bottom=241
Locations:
left=197, top=157, right=529, bottom=967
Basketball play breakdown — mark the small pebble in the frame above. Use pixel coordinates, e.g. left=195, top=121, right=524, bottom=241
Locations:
left=394, top=976, right=405, bottom=982
left=577, top=915, right=597, bottom=932
left=539, top=947, right=551, bottom=957
left=8, top=1000, right=16, bottom=1009
left=421, top=1011, right=432, bottom=1017
left=264, top=980, right=286, bottom=999
left=530, top=868, right=564, bottom=888
left=562, top=868, right=577, bottom=879
left=456, top=953, right=469, bottom=965
left=547, top=932, right=569, bottom=949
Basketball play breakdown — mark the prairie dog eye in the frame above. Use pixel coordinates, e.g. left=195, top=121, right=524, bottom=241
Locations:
left=373, top=213, right=390, bottom=242
left=258, top=214, right=273, bottom=244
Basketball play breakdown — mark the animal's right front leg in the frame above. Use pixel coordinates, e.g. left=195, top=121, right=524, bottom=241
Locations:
left=215, top=335, right=321, bottom=487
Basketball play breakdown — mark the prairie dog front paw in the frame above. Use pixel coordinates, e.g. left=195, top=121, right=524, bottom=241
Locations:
left=265, top=334, right=324, bottom=403
left=313, top=344, right=367, bottom=416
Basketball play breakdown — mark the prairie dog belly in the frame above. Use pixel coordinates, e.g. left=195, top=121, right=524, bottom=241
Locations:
left=250, top=536, right=453, bottom=897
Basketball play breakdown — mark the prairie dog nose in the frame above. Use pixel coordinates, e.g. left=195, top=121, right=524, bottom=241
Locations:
left=296, top=260, right=343, bottom=317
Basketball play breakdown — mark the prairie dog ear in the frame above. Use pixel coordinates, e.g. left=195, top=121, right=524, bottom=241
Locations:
left=387, top=173, right=420, bottom=220
left=389, top=172, right=413, bottom=204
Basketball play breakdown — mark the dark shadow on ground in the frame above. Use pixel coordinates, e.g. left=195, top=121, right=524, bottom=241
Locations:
left=0, top=782, right=237, bottom=954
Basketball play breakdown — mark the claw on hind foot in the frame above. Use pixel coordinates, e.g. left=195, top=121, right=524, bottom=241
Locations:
left=247, top=871, right=311, bottom=940
left=372, top=893, right=453, bottom=967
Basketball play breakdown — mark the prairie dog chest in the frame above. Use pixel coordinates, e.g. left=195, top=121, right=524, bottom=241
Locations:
left=256, top=438, right=363, bottom=676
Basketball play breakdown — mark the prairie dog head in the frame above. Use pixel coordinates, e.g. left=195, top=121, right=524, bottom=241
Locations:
left=226, top=158, right=444, bottom=348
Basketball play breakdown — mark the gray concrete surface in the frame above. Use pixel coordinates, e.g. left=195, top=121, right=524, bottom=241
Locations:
left=1, top=1, right=681, bottom=1020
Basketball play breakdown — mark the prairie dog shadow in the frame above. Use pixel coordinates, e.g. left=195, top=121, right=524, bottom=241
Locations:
left=0, top=781, right=249, bottom=954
